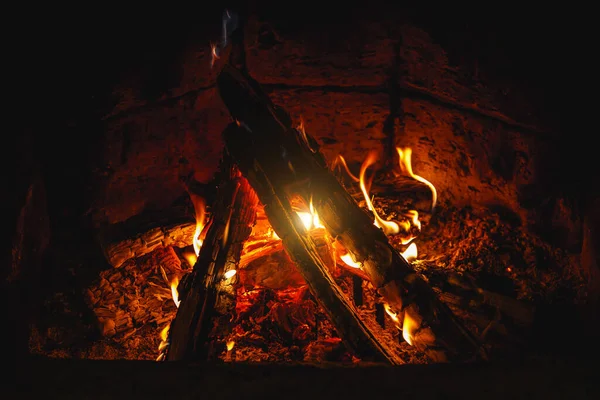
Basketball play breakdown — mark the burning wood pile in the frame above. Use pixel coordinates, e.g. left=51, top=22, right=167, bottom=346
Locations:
left=48, top=60, right=582, bottom=365
left=29, top=14, right=587, bottom=364
left=155, top=64, right=488, bottom=365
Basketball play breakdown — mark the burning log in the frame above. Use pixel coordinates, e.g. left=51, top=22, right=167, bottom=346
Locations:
left=98, top=176, right=218, bottom=269
left=219, top=134, right=401, bottom=364
left=98, top=201, right=196, bottom=268
left=217, top=64, right=485, bottom=362
left=166, top=159, right=258, bottom=361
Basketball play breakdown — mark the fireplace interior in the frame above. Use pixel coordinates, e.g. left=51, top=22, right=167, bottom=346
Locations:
left=9, top=2, right=598, bottom=398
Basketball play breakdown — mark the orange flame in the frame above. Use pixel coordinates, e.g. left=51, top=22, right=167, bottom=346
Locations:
left=332, top=155, right=360, bottom=182
left=190, top=195, right=207, bottom=257
left=297, top=117, right=310, bottom=149
left=210, top=43, right=220, bottom=68
left=396, top=147, right=437, bottom=211
left=401, top=243, right=418, bottom=262
left=358, top=151, right=400, bottom=235
left=226, top=340, right=235, bottom=351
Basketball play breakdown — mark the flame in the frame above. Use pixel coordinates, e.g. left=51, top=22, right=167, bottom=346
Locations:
left=332, top=155, right=360, bottom=182
left=340, top=253, right=362, bottom=269
left=402, top=312, right=419, bottom=346
left=401, top=243, right=418, bottom=262
left=295, top=198, right=325, bottom=231
left=396, top=147, right=437, bottom=211
left=210, top=43, right=220, bottom=68
left=297, top=117, right=309, bottom=146
left=182, top=250, right=197, bottom=268
left=226, top=340, right=235, bottom=351
left=358, top=151, right=400, bottom=235
left=383, top=303, right=400, bottom=324
left=191, top=195, right=207, bottom=257
left=170, top=276, right=181, bottom=308
left=157, top=324, right=170, bottom=357
left=224, top=269, right=237, bottom=279
left=160, top=325, right=170, bottom=342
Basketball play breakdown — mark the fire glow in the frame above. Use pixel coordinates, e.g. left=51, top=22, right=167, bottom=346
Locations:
left=156, top=134, right=436, bottom=359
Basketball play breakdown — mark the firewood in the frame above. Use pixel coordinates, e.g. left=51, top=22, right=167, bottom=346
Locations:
left=217, top=64, right=485, bottom=362
left=166, top=160, right=257, bottom=361
left=98, top=200, right=197, bottom=268
left=220, top=141, right=401, bottom=364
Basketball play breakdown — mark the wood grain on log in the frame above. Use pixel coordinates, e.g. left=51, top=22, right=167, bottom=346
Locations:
left=98, top=201, right=196, bottom=268
left=217, top=64, right=485, bottom=362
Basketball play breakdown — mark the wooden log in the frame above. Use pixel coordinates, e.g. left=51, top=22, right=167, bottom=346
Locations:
left=98, top=201, right=196, bottom=268
left=222, top=130, right=401, bottom=364
left=166, top=161, right=257, bottom=361
left=98, top=180, right=216, bottom=269
left=217, top=64, right=485, bottom=362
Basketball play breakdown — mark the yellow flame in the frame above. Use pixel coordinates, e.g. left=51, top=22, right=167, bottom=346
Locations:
left=383, top=303, right=400, bottom=324
left=358, top=151, right=400, bottom=235
left=396, top=147, right=437, bottom=211
left=401, top=243, right=418, bottom=262
left=296, top=212, right=313, bottom=230
left=160, top=325, right=170, bottom=342
left=226, top=340, right=235, bottom=351
left=170, top=277, right=180, bottom=308
left=191, top=195, right=207, bottom=257
left=340, top=253, right=362, bottom=269
left=295, top=198, right=325, bottom=231
left=157, top=324, right=170, bottom=355
left=182, top=250, right=197, bottom=268
left=402, top=313, right=419, bottom=346
left=224, top=269, right=237, bottom=279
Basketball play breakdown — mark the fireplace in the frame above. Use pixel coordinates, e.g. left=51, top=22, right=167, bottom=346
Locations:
left=8, top=2, right=598, bottom=397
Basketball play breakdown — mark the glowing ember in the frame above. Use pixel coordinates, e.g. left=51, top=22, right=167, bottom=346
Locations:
left=340, top=253, right=362, bottom=269
left=170, top=276, right=181, bottom=308
left=226, top=340, right=235, bottom=351
left=401, top=243, right=418, bottom=262
left=358, top=151, right=400, bottom=235
left=396, top=147, right=437, bottom=211
left=224, top=269, right=237, bottom=279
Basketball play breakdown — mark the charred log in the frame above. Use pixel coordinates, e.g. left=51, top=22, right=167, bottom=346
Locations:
left=217, top=64, right=485, bottom=362
left=166, top=161, right=257, bottom=361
